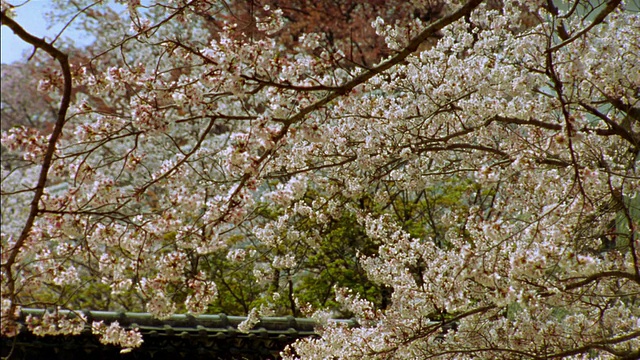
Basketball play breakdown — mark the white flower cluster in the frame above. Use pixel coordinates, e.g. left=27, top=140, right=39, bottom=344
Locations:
left=92, top=321, right=143, bottom=349
left=26, top=311, right=86, bottom=337
left=255, top=6, right=285, bottom=36
left=237, top=307, right=261, bottom=333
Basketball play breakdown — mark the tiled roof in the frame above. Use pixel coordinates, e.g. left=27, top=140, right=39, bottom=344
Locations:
left=1, top=309, right=357, bottom=360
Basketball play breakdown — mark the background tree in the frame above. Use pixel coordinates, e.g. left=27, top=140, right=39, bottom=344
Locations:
left=2, top=0, right=639, bottom=358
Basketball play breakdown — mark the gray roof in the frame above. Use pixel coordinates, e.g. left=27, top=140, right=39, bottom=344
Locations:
left=18, top=308, right=358, bottom=337
left=23, top=308, right=317, bottom=337
left=2, top=309, right=358, bottom=359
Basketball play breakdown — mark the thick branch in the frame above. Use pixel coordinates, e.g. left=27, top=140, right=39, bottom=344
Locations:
left=280, top=0, right=484, bottom=127
left=608, top=97, right=640, bottom=122
left=1, top=11, right=72, bottom=290
left=580, top=102, right=639, bottom=146
left=548, top=330, right=640, bottom=359
left=562, top=270, right=640, bottom=290
left=547, top=0, right=622, bottom=53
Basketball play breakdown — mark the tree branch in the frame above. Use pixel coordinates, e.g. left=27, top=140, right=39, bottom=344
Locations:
left=280, top=0, right=484, bottom=127
left=1, top=10, right=73, bottom=303
left=216, top=0, right=485, bottom=225
left=547, top=0, right=622, bottom=53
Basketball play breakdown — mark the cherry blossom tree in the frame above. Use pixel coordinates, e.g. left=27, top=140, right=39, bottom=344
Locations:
left=2, top=0, right=639, bottom=357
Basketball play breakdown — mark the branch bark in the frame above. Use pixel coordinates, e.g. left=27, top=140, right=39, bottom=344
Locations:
left=547, top=0, right=622, bottom=53
left=1, top=11, right=73, bottom=305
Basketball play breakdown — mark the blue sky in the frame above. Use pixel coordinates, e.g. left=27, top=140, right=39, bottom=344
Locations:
left=1, top=1, right=94, bottom=64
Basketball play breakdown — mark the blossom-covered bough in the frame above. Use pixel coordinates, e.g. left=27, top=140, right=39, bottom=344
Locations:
left=1, top=0, right=639, bottom=358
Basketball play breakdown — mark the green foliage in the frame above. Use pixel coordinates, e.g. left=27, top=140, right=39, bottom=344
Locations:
left=201, top=251, right=262, bottom=315
left=295, top=212, right=388, bottom=313
left=195, top=176, right=482, bottom=317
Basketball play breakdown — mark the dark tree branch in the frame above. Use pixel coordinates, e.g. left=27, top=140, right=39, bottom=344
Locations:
left=1, top=10, right=73, bottom=308
left=547, top=0, right=622, bottom=53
